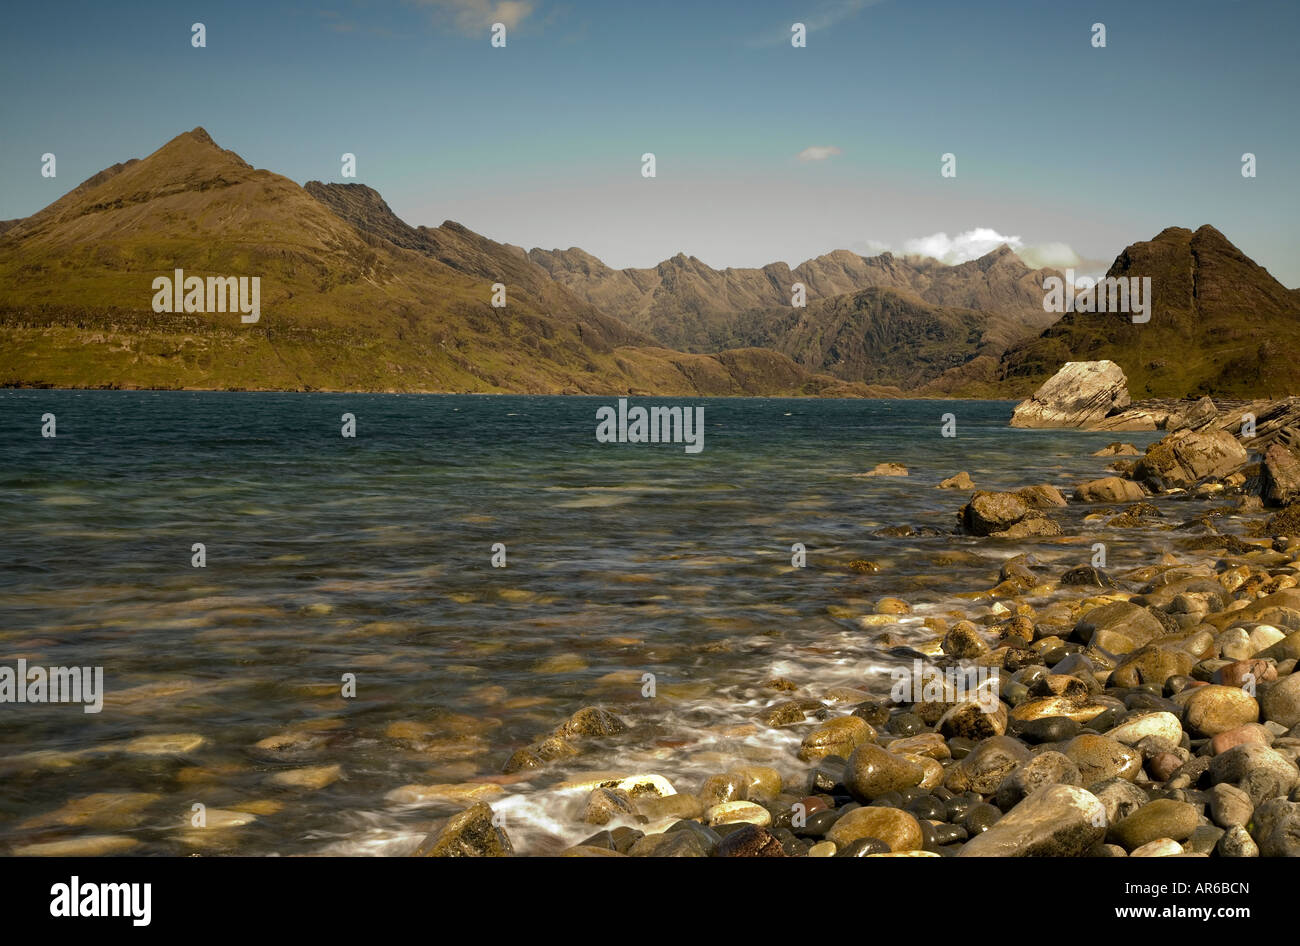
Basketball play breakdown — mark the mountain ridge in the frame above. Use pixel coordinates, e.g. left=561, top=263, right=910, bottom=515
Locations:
left=0, top=128, right=889, bottom=396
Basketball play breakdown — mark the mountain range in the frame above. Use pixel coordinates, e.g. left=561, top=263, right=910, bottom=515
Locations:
left=1, top=128, right=1297, bottom=399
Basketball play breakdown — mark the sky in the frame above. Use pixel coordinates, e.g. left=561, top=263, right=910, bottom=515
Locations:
left=2, top=0, right=1297, bottom=284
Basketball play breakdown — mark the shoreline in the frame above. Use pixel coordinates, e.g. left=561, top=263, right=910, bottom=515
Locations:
left=414, top=424, right=1300, bottom=857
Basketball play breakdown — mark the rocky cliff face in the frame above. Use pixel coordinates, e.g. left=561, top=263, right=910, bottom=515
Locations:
left=531, top=243, right=1064, bottom=387
left=995, top=226, right=1300, bottom=398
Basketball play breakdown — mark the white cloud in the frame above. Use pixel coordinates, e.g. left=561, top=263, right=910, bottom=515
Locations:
left=864, top=228, right=1088, bottom=271
left=797, top=145, right=842, bottom=162
left=901, top=227, right=1023, bottom=264
left=416, top=0, right=535, bottom=32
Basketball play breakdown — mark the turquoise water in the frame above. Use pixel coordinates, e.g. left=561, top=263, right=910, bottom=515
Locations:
left=0, top=392, right=1181, bottom=854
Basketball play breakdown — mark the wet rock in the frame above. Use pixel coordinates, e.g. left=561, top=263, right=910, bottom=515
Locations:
left=875, top=596, right=911, bottom=615
left=628, top=829, right=712, bottom=857
left=1109, top=646, right=1196, bottom=688
left=825, top=806, right=923, bottom=852
left=834, top=837, right=892, bottom=857
left=798, top=716, right=875, bottom=762
left=413, top=802, right=513, bottom=857
left=1064, top=733, right=1142, bottom=784
left=11, top=836, right=140, bottom=857
left=757, top=700, right=808, bottom=727
left=1133, top=428, right=1248, bottom=490
left=1015, top=715, right=1080, bottom=744
left=1262, top=443, right=1300, bottom=508
left=938, top=699, right=1007, bottom=740
left=957, top=491, right=1061, bottom=538
left=19, top=792, right=160, bottom=831
left=956, top=784, right=1107, bottom=856
left=705, top=801, right=771, bottom=827
left=939, top=472, right=975, bottom=490
left=1107, top=799, right=1199, bottom=850
left=945, top=735, right=1033, bottom=794
left=1016, top=484, right=1069, bottom=508
left=863, top=462, right=909, bottom=477
left=635, top=793, right=704, bottom=822
left=1073, top=602, right=1165, bottom=650
left=1061, top=565, right=1117, bottom=588
left=583, top=787, right=637, bottom=826
left=994, top=751, right=1082, bottom=810
left=557, top=707, right=629, bottom=739
left=697, top=773, right=747, bottom=806
left=844, top=744, right=924, bottom=802
left=808, top=756, right=848, bottom=794
left=1094, top=442, right=1141, bottom=457
left=1074, top=477, right=1145, bottom=503
left=942, top=621, right=989, bottom=658
left=715, top=823, right=786, bottom=857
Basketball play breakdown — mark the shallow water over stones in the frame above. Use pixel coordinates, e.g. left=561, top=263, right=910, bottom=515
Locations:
left=6, top=390, right=1271, bottom=856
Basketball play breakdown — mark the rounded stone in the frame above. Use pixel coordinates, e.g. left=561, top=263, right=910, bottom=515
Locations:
left=843, top=744, right=924, bottom=802
left=1130, top=838, right=1183, bottom=857
left=938, top=700, right=1007, bottom=740
left=946, top=735, right=1033, bottom=794
left=1104, top=711, right=1183, bottom=747
left=1260, top=673, right=1300, bottom=729
left=715, top=823, right=786, bottom=857
left=798, top=716, right=875, bottom=763
left=833, top=836, right=891, bottom=857
left=1208, top=744, right=1300, bottom=805
left=1108, top=799, right=1199, bottom=850
left=1208, top=783, right=1253, bottom=829
left=994, top=751, right=1082, bottom=811
left=705, top=801, right=772, bottom=827
left=1184, top=685, right=1260, bottom=737
left=1064, top=733, right=1142, bottom=784
left=825, top=806, right=923, bottom=852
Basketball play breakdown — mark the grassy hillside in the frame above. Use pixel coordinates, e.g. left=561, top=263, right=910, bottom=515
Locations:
left=0, top=129, right=886, bottom=396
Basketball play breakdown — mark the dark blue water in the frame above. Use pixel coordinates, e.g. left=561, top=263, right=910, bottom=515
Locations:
left=0, top=391, right=1174, bottom=854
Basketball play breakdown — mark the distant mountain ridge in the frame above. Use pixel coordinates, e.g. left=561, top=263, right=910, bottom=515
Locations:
left=529, top=241, right=1064, bottom=381
left=1, top=127, right=1294, bottom=399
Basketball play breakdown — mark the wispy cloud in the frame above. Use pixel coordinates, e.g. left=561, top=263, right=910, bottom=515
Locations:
left=865, top=228, right=1093, bottom=272
left=902, top=227, right=1022, bottom=264
left=797, top=145, right=842, bottom=162
left=414, top=0, right=536, bottom=33
left=746, top=0, right=883, bottom=48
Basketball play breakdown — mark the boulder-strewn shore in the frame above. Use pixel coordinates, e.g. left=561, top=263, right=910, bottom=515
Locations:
left=412, top=371, right=1300, bottom=857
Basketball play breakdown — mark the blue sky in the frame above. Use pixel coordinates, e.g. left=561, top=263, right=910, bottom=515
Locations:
left=2, top=0, right=1297, bottom=283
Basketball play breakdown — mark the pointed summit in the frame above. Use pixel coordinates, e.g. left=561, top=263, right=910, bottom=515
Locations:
left=185, top=126, right=217, bottom=146
left=998, top=224, right=1300, bottom=397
